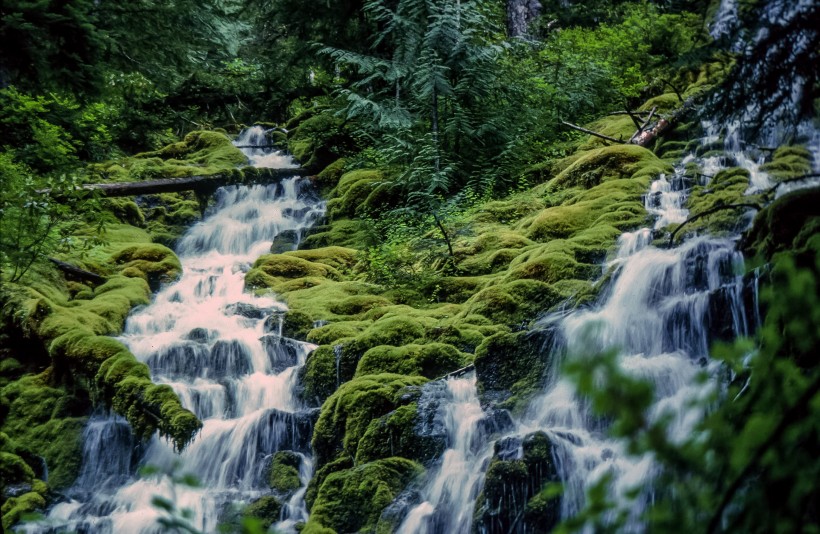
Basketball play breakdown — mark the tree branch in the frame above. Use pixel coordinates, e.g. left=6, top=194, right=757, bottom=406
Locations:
left=560, top=120, right=625, bottom=144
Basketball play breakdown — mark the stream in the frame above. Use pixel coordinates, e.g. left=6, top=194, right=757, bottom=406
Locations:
left=31, top=127, right=324, bottom=533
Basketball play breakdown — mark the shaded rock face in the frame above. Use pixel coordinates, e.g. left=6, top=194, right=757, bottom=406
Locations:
left=270, top=229, right=300, bottom=254
left=507, top=0, right=542, bottom=37
left=473, top=431, right=561, bottom=534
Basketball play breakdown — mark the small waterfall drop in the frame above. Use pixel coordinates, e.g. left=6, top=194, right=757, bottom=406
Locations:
left=33, top=127, right=324, bottom=533
left=397, top=375, right=489, bottom=534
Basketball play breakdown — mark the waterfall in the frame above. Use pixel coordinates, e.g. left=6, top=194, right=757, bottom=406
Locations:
left=31, top=127, right=325, bottom=533
left=396, top=375, right=489, bottom=534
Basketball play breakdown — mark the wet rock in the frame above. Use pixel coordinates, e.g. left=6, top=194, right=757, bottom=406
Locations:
left=224, top=302, right=273, bottom=320
left=184, top=327, right=216, bottom=343
left=209, top=340, right=254, bottom=378
left=378, top=488, right=422, bottom=533
left=473, top=431, right=560, bottom=534
left=260, top=334, right=302, bottom=373
left=270, top=229, right=300, bottom=254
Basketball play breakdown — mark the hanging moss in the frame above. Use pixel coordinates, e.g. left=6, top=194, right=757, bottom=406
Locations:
left=304, top=457, right=423, bottom=534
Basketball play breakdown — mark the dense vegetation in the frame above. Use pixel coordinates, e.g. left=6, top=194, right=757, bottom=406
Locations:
left=1, top=0, right=817, bottom=532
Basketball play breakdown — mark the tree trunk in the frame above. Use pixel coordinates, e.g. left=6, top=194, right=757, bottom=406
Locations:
left=41, top=168, right=308, bottom=199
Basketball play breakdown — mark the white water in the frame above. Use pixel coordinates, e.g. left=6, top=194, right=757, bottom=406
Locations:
left=32, top=127, right=324, bottom=533
left=396, top=375, right=489, bottom=534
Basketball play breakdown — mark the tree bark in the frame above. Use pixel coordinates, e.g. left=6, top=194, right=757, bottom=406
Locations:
left=48, top=258, right=108, bottom=285
left=41, top=168, right=308, bottom=199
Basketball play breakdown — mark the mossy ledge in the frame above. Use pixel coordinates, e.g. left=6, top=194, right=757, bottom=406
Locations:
left=3, top=227, right=201, bottom=451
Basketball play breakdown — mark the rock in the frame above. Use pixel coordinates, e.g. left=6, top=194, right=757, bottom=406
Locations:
left=223, top=302, right=273, bottom=320
left=184, top=327, right=215, bottom=343
left=260, top=334, right=302, bottom=373
left=270, top=229, right=300, bottom=254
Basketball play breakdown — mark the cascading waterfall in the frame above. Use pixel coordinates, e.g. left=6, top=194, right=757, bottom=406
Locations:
left=32, top=127, right=324, bottom=533
left=396, top=375, right=489, bottom=534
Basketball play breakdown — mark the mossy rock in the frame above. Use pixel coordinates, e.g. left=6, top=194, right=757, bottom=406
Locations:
left=328, top=169, right=385, bottom=220
left=311, top=374, right=427, bottom=467
left=284, top=246, right=359, bottom=274
left=245, top=254, right=342, bottom=289
left=759, top=145, right=812, bottom=181
left=301, top=218, right=370, bottom=250
left=473, top=432, right=560, bottom=534
left=683, top=167, right=761, bottom=237
left=287, top=112, right=354, bottom=173
left=269, top=451, right=303, bottom=496
left=355, top=343, right=467, bottom=379
left=242, top=495, right=283, bottom=531
left=0, top=375, right=87, bottom=490
left=550, top=144, right=668, bottom=190
left=474, top=331, right=549, bottom=411
left=304, top=457, right=423, bottom=534
left=110, top=244, right=182, bottom=288
left=315, top=158, right=348, bottom=192
left=744, top=187, right=820, bottom=260
left=1, top=490, right=47, bottom=531
left=462, top=280, right=563, bottom=326
left=355, top=403, right=446, bottom=465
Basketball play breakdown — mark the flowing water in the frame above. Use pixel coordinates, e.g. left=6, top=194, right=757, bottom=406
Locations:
left=32, top=127, right=324, bottom=533
left=396, top=375, right=489, bottom=534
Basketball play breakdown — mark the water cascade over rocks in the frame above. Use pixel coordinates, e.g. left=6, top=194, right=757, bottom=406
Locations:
left=32, top=127, right=325, bottom=533
left=396, top=375, right=489, bottom=534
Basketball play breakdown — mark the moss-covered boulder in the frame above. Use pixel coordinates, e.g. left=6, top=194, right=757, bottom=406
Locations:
left=269, top=450, right=303, bottom=497
left=355, top=343, right=467, bottom=379
left=311, top=373, right=428, bottom=468
left=473, top=431, right=560, bottom=534
left=474, top=331, right=549, bottom=411
left=242, top=495, right=283, bottom=531
left=304, top=457, right=423, bottom=534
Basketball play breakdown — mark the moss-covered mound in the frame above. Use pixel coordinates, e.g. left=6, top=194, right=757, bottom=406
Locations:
left=90, top=130, right=247, bottom=182
left=304, top=457, right=423, bottom=534
left=0, top=221, right=204, bottom=531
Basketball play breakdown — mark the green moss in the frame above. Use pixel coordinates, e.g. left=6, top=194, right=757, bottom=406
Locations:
left=287, top=112, right=352, bottom=173
left=315, top=158, right=347, bottom=192
left=550, top=145, right=669, bottom=190
left=110, top=244, right=182, bottom=286
left=311, top=374, right=427, bottom=467
left=474, top=332, right=547, bottom=412
left=682, top=167, right=761, bottom=237
left=744, top=187, right=820, bottom=260
left=302, top=218, right=370, bottom=250
left=355, top=343, right=467, bottom=379
left=0, top=375, right=86, bottom=490
left=269, top=451, right=303, bottom=495
left=461, top=280, right=563, bottom=326
left=1, top=490, right=46, bottom=531
left=305, top=457, right=423, bottom=534
left=355, top=403, right=444, bottom=465
left=306, top=321, right=369, bottom=345
left=284, top=246, right=359, bottom=273
left=474, top=432, right=560, bottom=533
left=242, top=495, right=283, bottom=531
left=328, top=169, right=385, bottom=220
left=92, top=130, right=246, bottom=182
left=245, top=254, right=342, bottom=289
left=759, top=145, right=812, bottom=181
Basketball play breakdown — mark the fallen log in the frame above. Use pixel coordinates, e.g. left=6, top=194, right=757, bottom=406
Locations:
left=562, top=98, right=697, bottom=149
left=49, top=258, right=107, bottom=285
left=41, top=167, right=308, bottom=199
left=560, top=120, right=626, bottom=144
left=436, top=364, right=476, bottom=381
